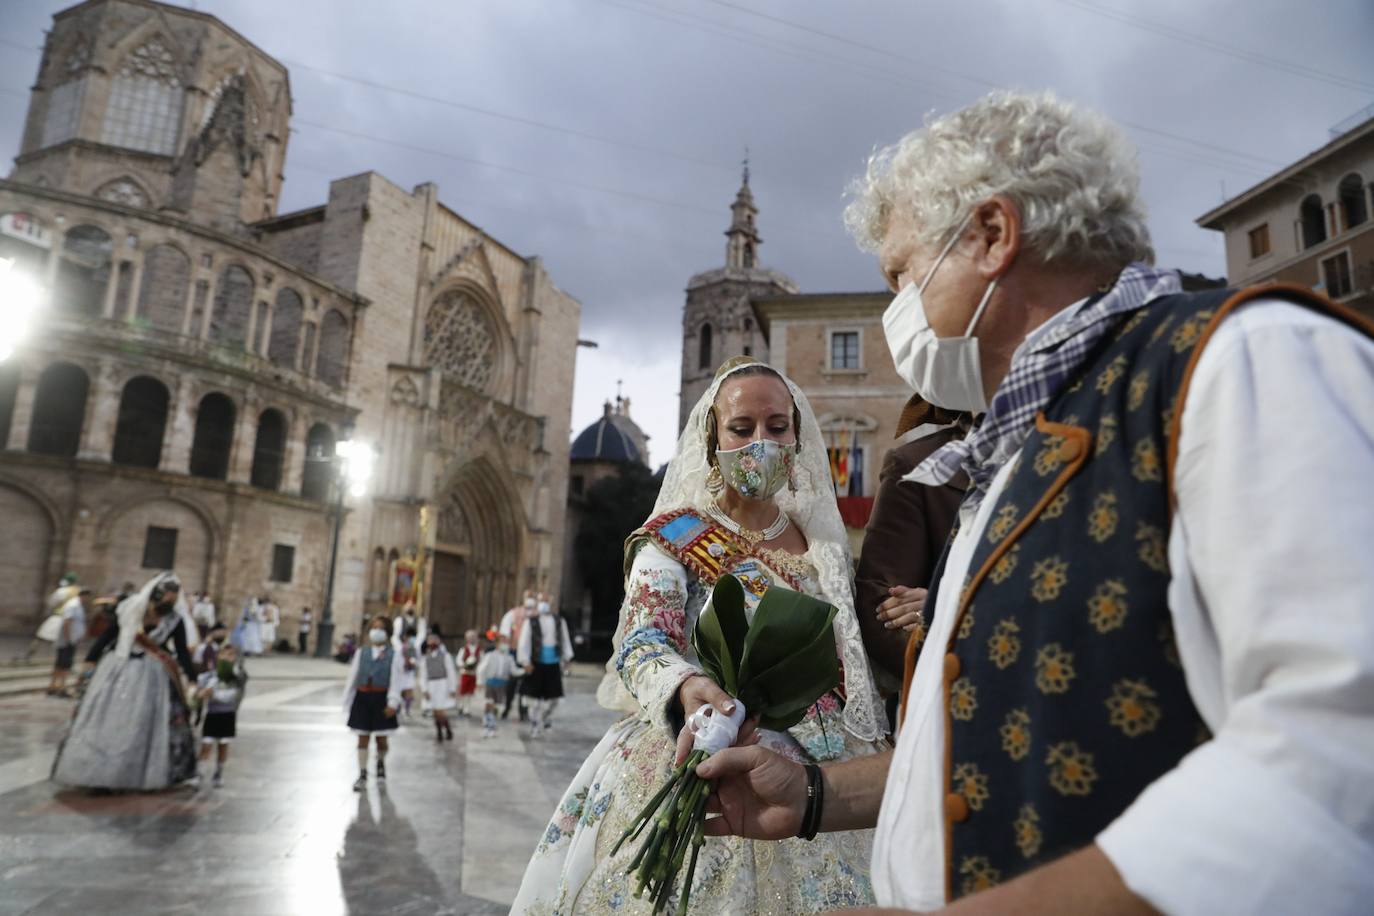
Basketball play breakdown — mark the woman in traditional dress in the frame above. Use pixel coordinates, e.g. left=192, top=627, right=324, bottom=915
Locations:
left=52, top=573, right=199, bottom=791
left=233, top=598, right=264, bottom=656
left=512, top=358, right=888, bottom=914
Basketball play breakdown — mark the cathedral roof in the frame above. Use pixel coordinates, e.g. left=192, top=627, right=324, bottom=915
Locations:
left=571, top=398, right=650, bottom=465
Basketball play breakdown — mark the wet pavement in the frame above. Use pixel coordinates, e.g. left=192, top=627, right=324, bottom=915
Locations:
left=0, top=657, right=619, bottom=915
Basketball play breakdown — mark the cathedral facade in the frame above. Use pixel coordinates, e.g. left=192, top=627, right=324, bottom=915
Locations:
left=0, top=0, right=580, bottom=643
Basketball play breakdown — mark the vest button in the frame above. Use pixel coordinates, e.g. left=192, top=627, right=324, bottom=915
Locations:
left=945, top=792, right=970, bottom=823
left=1058, top=437, right=1083, bottom=462
left=943, top=652, right=961, bottom=683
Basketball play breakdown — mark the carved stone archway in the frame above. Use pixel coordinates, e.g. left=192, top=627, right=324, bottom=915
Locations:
left=428, top=455, right=525, bottom=640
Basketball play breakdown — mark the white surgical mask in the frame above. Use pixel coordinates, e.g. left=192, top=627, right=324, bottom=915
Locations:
left=368, top=628, right=388, bottom=644
left=883, top=218, right=997, bottom=413
left=715, top=439, right=797, bottom=500
left=537, top=601, right=551, bottom=615
left=524, top=597, right=536, bottom=609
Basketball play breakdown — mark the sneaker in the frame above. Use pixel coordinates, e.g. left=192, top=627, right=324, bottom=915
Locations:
left=352, top=772, right=367, bottom=792
left=184, top=774, right=202, bottom=789
left=376, top=763, right=387, bottom=784
left=212, top=772, right=224, bottom=788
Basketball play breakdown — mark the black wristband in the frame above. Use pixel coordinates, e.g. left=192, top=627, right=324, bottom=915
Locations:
left=797, top=764, right=823, bottom=841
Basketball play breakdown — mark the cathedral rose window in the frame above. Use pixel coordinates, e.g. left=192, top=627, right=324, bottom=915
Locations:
left=423, top=291, right=497, bottom=392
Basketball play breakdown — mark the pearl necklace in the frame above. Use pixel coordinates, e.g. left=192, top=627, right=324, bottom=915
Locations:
left=706, top=500, right=790, bottom=545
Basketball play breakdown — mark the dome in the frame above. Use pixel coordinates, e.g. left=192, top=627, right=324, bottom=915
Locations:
left=570, top=398, right=649, bottom=466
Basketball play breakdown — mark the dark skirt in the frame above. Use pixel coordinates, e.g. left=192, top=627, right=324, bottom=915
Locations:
left=348, top=690, right=398, bottom=734
left=202, top=711, right=236, bottom=740
left=521, top=662, right=564, bottom=700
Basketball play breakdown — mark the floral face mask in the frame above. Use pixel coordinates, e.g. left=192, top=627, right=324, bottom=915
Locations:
left=715, top=439, right=796, bottom=500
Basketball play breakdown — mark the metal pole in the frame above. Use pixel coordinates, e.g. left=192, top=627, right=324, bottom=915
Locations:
left=314, top=465, right=345, bottom=657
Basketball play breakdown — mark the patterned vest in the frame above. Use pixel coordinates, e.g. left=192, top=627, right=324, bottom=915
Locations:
left=424, top=649, right=448, bottom=680
left=359, top=645, right=393, bottom=688
left=901, top=284, right=1373, bottom=898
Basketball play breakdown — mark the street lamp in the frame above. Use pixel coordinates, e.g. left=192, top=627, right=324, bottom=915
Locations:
left=0, top=257, right=42, bottom=363
left=315, top=430, right=376, bottom=658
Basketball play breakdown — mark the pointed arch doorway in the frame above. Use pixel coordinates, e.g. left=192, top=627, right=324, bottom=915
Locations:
left=429, top=456, right=524, bottom=641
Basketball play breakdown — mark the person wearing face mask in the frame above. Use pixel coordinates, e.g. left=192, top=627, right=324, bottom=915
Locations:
left=515, top=594, right=573, bottom=738
left=687, top=91, right=1374, bottom=916
left=193, top=622, right=229, bottom=674
left=422, top=630, right=459, bottom=742
left=342, top=615, right=405, bottom=791
left=53, top=573, right=199, bottom=790
left=512, top=357, right=886, bottom=915
left=193, top=644, right=248, bottom=788
left=499, top=590, right=538, bottom=721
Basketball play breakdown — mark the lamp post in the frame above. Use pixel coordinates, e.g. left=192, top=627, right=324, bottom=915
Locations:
left=314, top=430, right=375, bottom=658
left=0, top=257, right=43, bottom=363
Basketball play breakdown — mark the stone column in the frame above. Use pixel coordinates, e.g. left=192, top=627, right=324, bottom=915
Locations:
left=282, top=409, right=305, bottom=494
left=227, top=391, right=259, bottom=484
left=78, top=361, right=120, bottom=461
left=122, top=255, right=143, bottom=322
left=6, top=360, right=40, bottom=451
left=163, top=375, right=198, bottom=474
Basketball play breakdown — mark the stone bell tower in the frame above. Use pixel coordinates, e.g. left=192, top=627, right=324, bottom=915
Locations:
left=678, top=161, right=798, bottom=431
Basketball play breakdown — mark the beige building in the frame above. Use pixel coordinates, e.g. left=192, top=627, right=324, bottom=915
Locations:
left=1198, top=106, right=1374, bottom=317
left=0, top=0, right=580, bottom=644
left=680, top=175, right=906, bottom=543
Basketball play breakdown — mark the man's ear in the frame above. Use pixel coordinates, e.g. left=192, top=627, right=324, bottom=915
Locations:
left=971, top=195, right=1021, bottom=280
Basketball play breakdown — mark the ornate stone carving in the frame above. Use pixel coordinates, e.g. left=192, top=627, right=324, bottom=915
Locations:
left=389, top=375, right=421, bottom=407
left=191, top=73, right=260, bottom=177
left=119, top=38, right=180, bottom=86
left=423, top=291, right=497, bottom=392
left=95, top=177, right=149, bottom=208
left=437, top=490, right=470, bottom=545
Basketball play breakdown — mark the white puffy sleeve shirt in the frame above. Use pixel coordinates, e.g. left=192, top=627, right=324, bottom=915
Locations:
left=873, top=299, right=1374, bottom=914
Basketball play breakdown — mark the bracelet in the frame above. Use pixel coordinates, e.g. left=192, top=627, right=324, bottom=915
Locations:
left=797, top=764, right=823, bottom=841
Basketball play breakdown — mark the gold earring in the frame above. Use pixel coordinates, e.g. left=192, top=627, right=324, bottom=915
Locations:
left=706, top=465, right=725, bottom=495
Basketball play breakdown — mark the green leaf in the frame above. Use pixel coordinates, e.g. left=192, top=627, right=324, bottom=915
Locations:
left=711, top=574, right=749, bottom=677
left=745, top=614, right=840, bottom=729
left=691, top=575, right=749, bottom=695
left=738, top=586, right=837, bottom=688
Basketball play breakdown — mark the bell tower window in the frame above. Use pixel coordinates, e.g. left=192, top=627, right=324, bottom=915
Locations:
left=101, top=38, right=183, bottom=156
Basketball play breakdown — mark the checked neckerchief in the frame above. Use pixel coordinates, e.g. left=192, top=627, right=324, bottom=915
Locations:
left=909, top=262, right=1183, bottom=511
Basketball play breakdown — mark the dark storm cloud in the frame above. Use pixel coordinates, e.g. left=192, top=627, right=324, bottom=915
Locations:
left=2, top=0, right=1369, bottom=460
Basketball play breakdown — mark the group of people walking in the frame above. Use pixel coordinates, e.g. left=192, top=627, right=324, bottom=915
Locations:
left=340, top=598, right=575, bottom=791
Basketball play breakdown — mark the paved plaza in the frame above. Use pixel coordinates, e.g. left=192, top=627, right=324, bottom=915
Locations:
left=0, top=656, right=619, bottom=915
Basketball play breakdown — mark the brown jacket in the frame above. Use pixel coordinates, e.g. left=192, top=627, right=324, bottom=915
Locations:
left=855, top=426, right=968, bottom=692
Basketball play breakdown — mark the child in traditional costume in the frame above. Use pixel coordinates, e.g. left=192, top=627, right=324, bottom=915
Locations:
left=395, top=627, right=419, bottom=719
left=420, top=631, right=457, bottom=742
left=455, top=629, right=481, bottom=716
left=194, top=645, right=247, bottom=787
left=476, top=634, right=519, bottom=738
left=342, top=616, right=404, bottom=790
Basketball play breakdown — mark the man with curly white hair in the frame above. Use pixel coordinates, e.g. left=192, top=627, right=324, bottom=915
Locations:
left=697, top=90, right=1374, bottom=915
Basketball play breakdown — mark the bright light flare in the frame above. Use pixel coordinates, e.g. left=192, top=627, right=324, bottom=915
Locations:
left=335, top=439, right=376, bottom=498
left=0, top=258, right=42, bottom=362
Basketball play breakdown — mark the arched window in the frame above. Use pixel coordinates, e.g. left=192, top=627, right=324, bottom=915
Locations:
left=111, top=376, right=170, bottom=468
left=268, top=288, right=303, bottom=368
left=57, top=225, right=112, bottom=316
left=100, top=37, right=182, bottom=156
left=316, top=309, right=350, bottom=388
left=1300, top=194, right=1327, bottom=249
left=301, top=423, right=336, bottom=501
left=1339, top=173, right=1367, bottom=231
left=209, top=265, right=253, bottom=348
left=28, top=362, right=88, bottom=456
left=250, top=408, right=286, bottom=491
left=189, top=393, right=235, bottom=480
left=0, top=363, right=20, bottom=448
left=135, top=244, right=189, bottom=334
left=698, top=322, right=713, bottom=370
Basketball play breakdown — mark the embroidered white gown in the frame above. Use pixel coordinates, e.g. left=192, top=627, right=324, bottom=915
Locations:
left=511, top=538, right=882, bottom=915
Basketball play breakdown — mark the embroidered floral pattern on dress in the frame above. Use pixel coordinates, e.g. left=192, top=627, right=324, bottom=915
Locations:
left=1087, top=579, right=1129, bottom=632
left=1034, top=643, right=1076, bottom=694
left=1000, top=708, right=1031, bottom=760
left=987, top=619, right=1021, bottom=669
left=1106, top=678, right=1163, bottom=737
left=1046, top=741, right=1098, bottom=796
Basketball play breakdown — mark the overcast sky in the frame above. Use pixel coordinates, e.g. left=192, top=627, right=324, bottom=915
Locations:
left=2, top=0, right=1371, bottom=464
